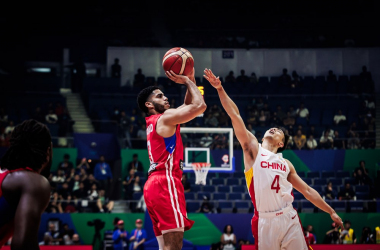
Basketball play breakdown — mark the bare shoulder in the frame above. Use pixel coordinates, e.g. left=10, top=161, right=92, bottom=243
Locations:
left=3, top=171, right=50, bottom=194
left=284, top=159, right=296, bottom=172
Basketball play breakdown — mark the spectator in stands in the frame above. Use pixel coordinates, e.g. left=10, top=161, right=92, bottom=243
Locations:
left=72, top=234, right=81, bottom=245
left=327, top=70, right=337, bottom=82
left=113, top=220, right=128, bottom=250
left=269, top=112, right=279, bottom=126
left=365, top=96, right=375, bottom=110
left=319, top=131, right=334, bottom=149
left=205, top=112, right=219, bottom=127
left=0, top=132, right=10, bottom=147
left=279, top=68, right=291, bottom=86
left=200, top=133, right=213, bottom=147
left=276, top=105, right=287, bottom=121
left=132, top=176, right=143, bottom=194
left=304, top=227, right=316, bottom=245
left=59, top=223, right=74, bottom=245
left=127, top=154, right=144, bottom=172
left=4, top=120, right=15, bottom=134
left=123, top=169, right=136, bottom=200
left=129, top=219, right=147, bottom=250
left=296, top=103, right=309, bottom=119
left=359, top=66, right=372, bottom=83
left=46, top=109, right=58, bottom=124
left=354, top=169, right=372, bottom=186
left=347, top=132, right=360, bottom=149
left=249, top=72, right=258, bottom=84
left=196, top=195, right=214, bottom=213
left=247, top=110, right=258, bottom=126
left=333, top=110, right=346, bottom=125
left=291, top=71, right=300, bottom=88
left=75, top=157, right=90, bottom=175
left=137, top=124, right=147, bottom=140
left=360, top=227, right=375, bottom=244
left=52, top=169, right=66, bottom=187
left=236, top=69, right=249, bottom=83
left=39, top=234, right=53, bottom=246
left=324, top=181, right=336, bottom=200
left=353, top=160, right=369, bottom=180
left=285, top=130, right=294, bottom=149
left=225, top=71, right=236, bottom=83
left=258, top=110, right=267, bottom=127
left=213, top=133, right=228, bottom=149
left=84, top=174, right=99, bottom=192
left=361, top=131, right=375, bottom=149
left=294, top=129, right=306, bottom=150
left=58, top=154, right=74, bottom=177
left=94, top=155, right=113, bottom=195
left=88, top=183, right=99, bottom=201
left=68, top=174, right=82, bottom=193
left=134, top=68, right=145, bottom=87
left=306, top=135, right=318, bottom=150
left=338, top=183, right=356, bottom=200
left=111, top=58, right=121, bottom=78
left=288, top=106, right=297, bottom=118
left=340, top=220, right=356, bottom=244
left=324, top=222, right=340, bottom=244
left=283, top=112, right=295, bottom=127
left=333, top=131, right=345, bottom=149
left=220, top=225, right=236, bottom=250
left=97, top=189, right=114, bottom=213
left=73, top=182, right=87, bottom=200
left=181, top=174, right=191, bottom=192
left=218, top=111, right=230, bottom=127
left=45, top=223, right=61, bottom=245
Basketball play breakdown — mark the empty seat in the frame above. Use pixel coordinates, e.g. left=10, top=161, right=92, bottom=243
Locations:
left=191, top=185, right=201, bottom=193
left=219, top=173, right=232, bottom=178
left=185, top=192, right=195, bottom=200
left=197, top=192, right=210, bottom=200
left=349, top=201, right=364, bottom=211
left=307, top=171, right=320, bottom=178
left=344, top=178, right=356, bottom=185
left=186, top=201, right=200, bottom=213
left=301, top=200, right=316, bottom=212
left=336, top=171, right=350, bottom=178
left=233, top=172, right=245, bottom=178
left=212, top=178, right=225, bottom=185
left=235, top=201, right=250, bottom=213
left=293, top=192, right=303, bottom=200
left=244, top=193, right=251, bottom=200
left=331, top=201, right=346, bottom=212
left=226, top=178, right=240, bottom=185
left=311, top=185, right=323, bottom=193
left=218, top=201, right=233, bottom=213
left=229, top=193, right=243, bottom=200
left=355, top=185, right=369, bottom=193
left=321, top=171, right=336, bottom=178
left=203, top=185, right=216, bottom=193
left=218, top=186, right=230, bottom=193
left=303, top=178, right=313, bottom=185
left=213, top=193, right=227, bottom=200
left=355, top=192, right=368, bottom=200
left=133, top=192, right=143, bottom=200
left=313, top=179, right=326, bottom=185
left=297, top=172, right=306, bottom=178
left=328, top=178, right=343, bottom=186
left=232, top=186, right=245, bottom=193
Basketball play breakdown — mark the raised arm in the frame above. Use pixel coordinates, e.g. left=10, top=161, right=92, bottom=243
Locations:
left=286, top=159, right=344, bottom=229
left=160, top=70, right=206, bottom=126
left=204, top=69, right=258, bottom=153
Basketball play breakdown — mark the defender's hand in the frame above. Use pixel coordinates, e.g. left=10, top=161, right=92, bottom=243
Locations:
left=165, top=70, right=190, bottom=84
left=204, top=68, right=222, bottom=89
left=330, top=212, right=344, bottom=229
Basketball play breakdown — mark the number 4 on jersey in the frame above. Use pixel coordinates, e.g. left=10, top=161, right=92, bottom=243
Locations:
left=271, top=175, right=280, bottom=193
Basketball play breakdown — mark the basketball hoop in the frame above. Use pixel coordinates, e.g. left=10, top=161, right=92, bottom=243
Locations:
left=190, top=162, right=211, bottom=185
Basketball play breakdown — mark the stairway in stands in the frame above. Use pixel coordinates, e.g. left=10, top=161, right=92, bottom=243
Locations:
left=112, top=201, right=130, bottom=213
left=376, top=93, right=380, bottom=148
left=62, top=89, right=94, bottom=133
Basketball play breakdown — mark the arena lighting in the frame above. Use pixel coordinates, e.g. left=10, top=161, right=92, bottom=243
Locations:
left=29, top=67, right=51, bottom=73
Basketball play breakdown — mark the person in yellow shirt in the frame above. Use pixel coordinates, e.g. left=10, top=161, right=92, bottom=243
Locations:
left=293, top=129, right=306, bottom=150
left=375, top=227, right=380, bottom=244
left=339, top=220, right=356, bottom=244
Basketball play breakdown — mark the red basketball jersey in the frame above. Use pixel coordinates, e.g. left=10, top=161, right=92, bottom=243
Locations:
left=145, top=114, right=184, bottom=179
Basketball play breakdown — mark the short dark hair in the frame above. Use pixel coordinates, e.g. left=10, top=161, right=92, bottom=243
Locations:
left=64, top=154, right=70, bottom=159
left=223, top=225, right=234, bottom=234
left=137, top=86, right=160, bottom=113
left=276, top=126, right=289, bottom=153
left=1, top=119, right=51, bottom=171
left=133, top=154, right=138, bottom=158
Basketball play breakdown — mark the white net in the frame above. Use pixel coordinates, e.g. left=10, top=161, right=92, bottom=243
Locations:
left=191, top=163, right=211, bottom=185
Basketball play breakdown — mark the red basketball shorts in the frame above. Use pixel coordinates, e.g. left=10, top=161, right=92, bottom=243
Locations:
left=144, top=173, right=194, bottom=236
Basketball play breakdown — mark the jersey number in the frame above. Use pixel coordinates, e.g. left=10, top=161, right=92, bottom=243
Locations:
left=271, top=175, right=280, bottom=193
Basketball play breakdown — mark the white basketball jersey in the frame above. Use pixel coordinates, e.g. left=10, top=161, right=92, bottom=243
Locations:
left=245, top=144, right=294, bottom=213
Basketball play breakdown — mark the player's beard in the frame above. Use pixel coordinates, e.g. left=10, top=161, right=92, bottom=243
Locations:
left=152, top=101, right=166, bottom=114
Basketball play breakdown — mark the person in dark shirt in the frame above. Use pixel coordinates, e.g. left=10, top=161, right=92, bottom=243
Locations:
left=58, top=182, right=71, bottom=200
left=333, top=131, right=345, bottom=149
left=338, top=183, right=355, bottom=200
left=236, top=70, right=249, bottom=83
left=127, top=154, right=144, bottom=172
left=73, top=182, right=87, bottom=199
left=324, top=181, right=335, bottom=200
left=355, top=169, right=372, bottom=186
left=327, top=70, right=337, bottom=82
left=353, top=161, right=369, bottom=178
left=84, top=174, right=99, bottom=192
left=324, top=222, right=340, bottom=244
left=58, top=154, right=74, bottom=178
left=123, top=169, right=136, bottom=200
left=181, top=174, right=191, bottom=192
left=111, top=58, right=121, bottom=78
left=359, top=66, right=372, bottom=82
left=59, top=224, right=75, bottom=245
left=196, top=196, right=214, bottom=213
left=134, top=68, right=145, bottom=87
left=279, top=68, right=291, bottom=86
left=225, top=71, right=235, bottom=83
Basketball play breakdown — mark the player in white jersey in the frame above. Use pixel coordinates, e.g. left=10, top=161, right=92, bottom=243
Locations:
left=203, top=69, right=344, bottom=250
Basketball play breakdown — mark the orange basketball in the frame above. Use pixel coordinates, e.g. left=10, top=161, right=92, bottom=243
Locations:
left=162, top=47, right=194, bottom=76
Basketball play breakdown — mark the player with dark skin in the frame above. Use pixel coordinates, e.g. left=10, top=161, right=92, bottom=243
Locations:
left=0, top=120, right=52, bottom=250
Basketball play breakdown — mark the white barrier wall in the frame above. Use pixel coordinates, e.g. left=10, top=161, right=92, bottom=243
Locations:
left=107, top=47, right=380, bottom=91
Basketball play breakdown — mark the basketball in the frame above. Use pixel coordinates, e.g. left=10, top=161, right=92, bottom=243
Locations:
left=162, top=47, right=194, bottom=76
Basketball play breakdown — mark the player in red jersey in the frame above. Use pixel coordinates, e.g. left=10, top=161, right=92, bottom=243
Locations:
left=137, top=69, right=206, bottom=250
left=0, top=120, right=52, bottom=249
